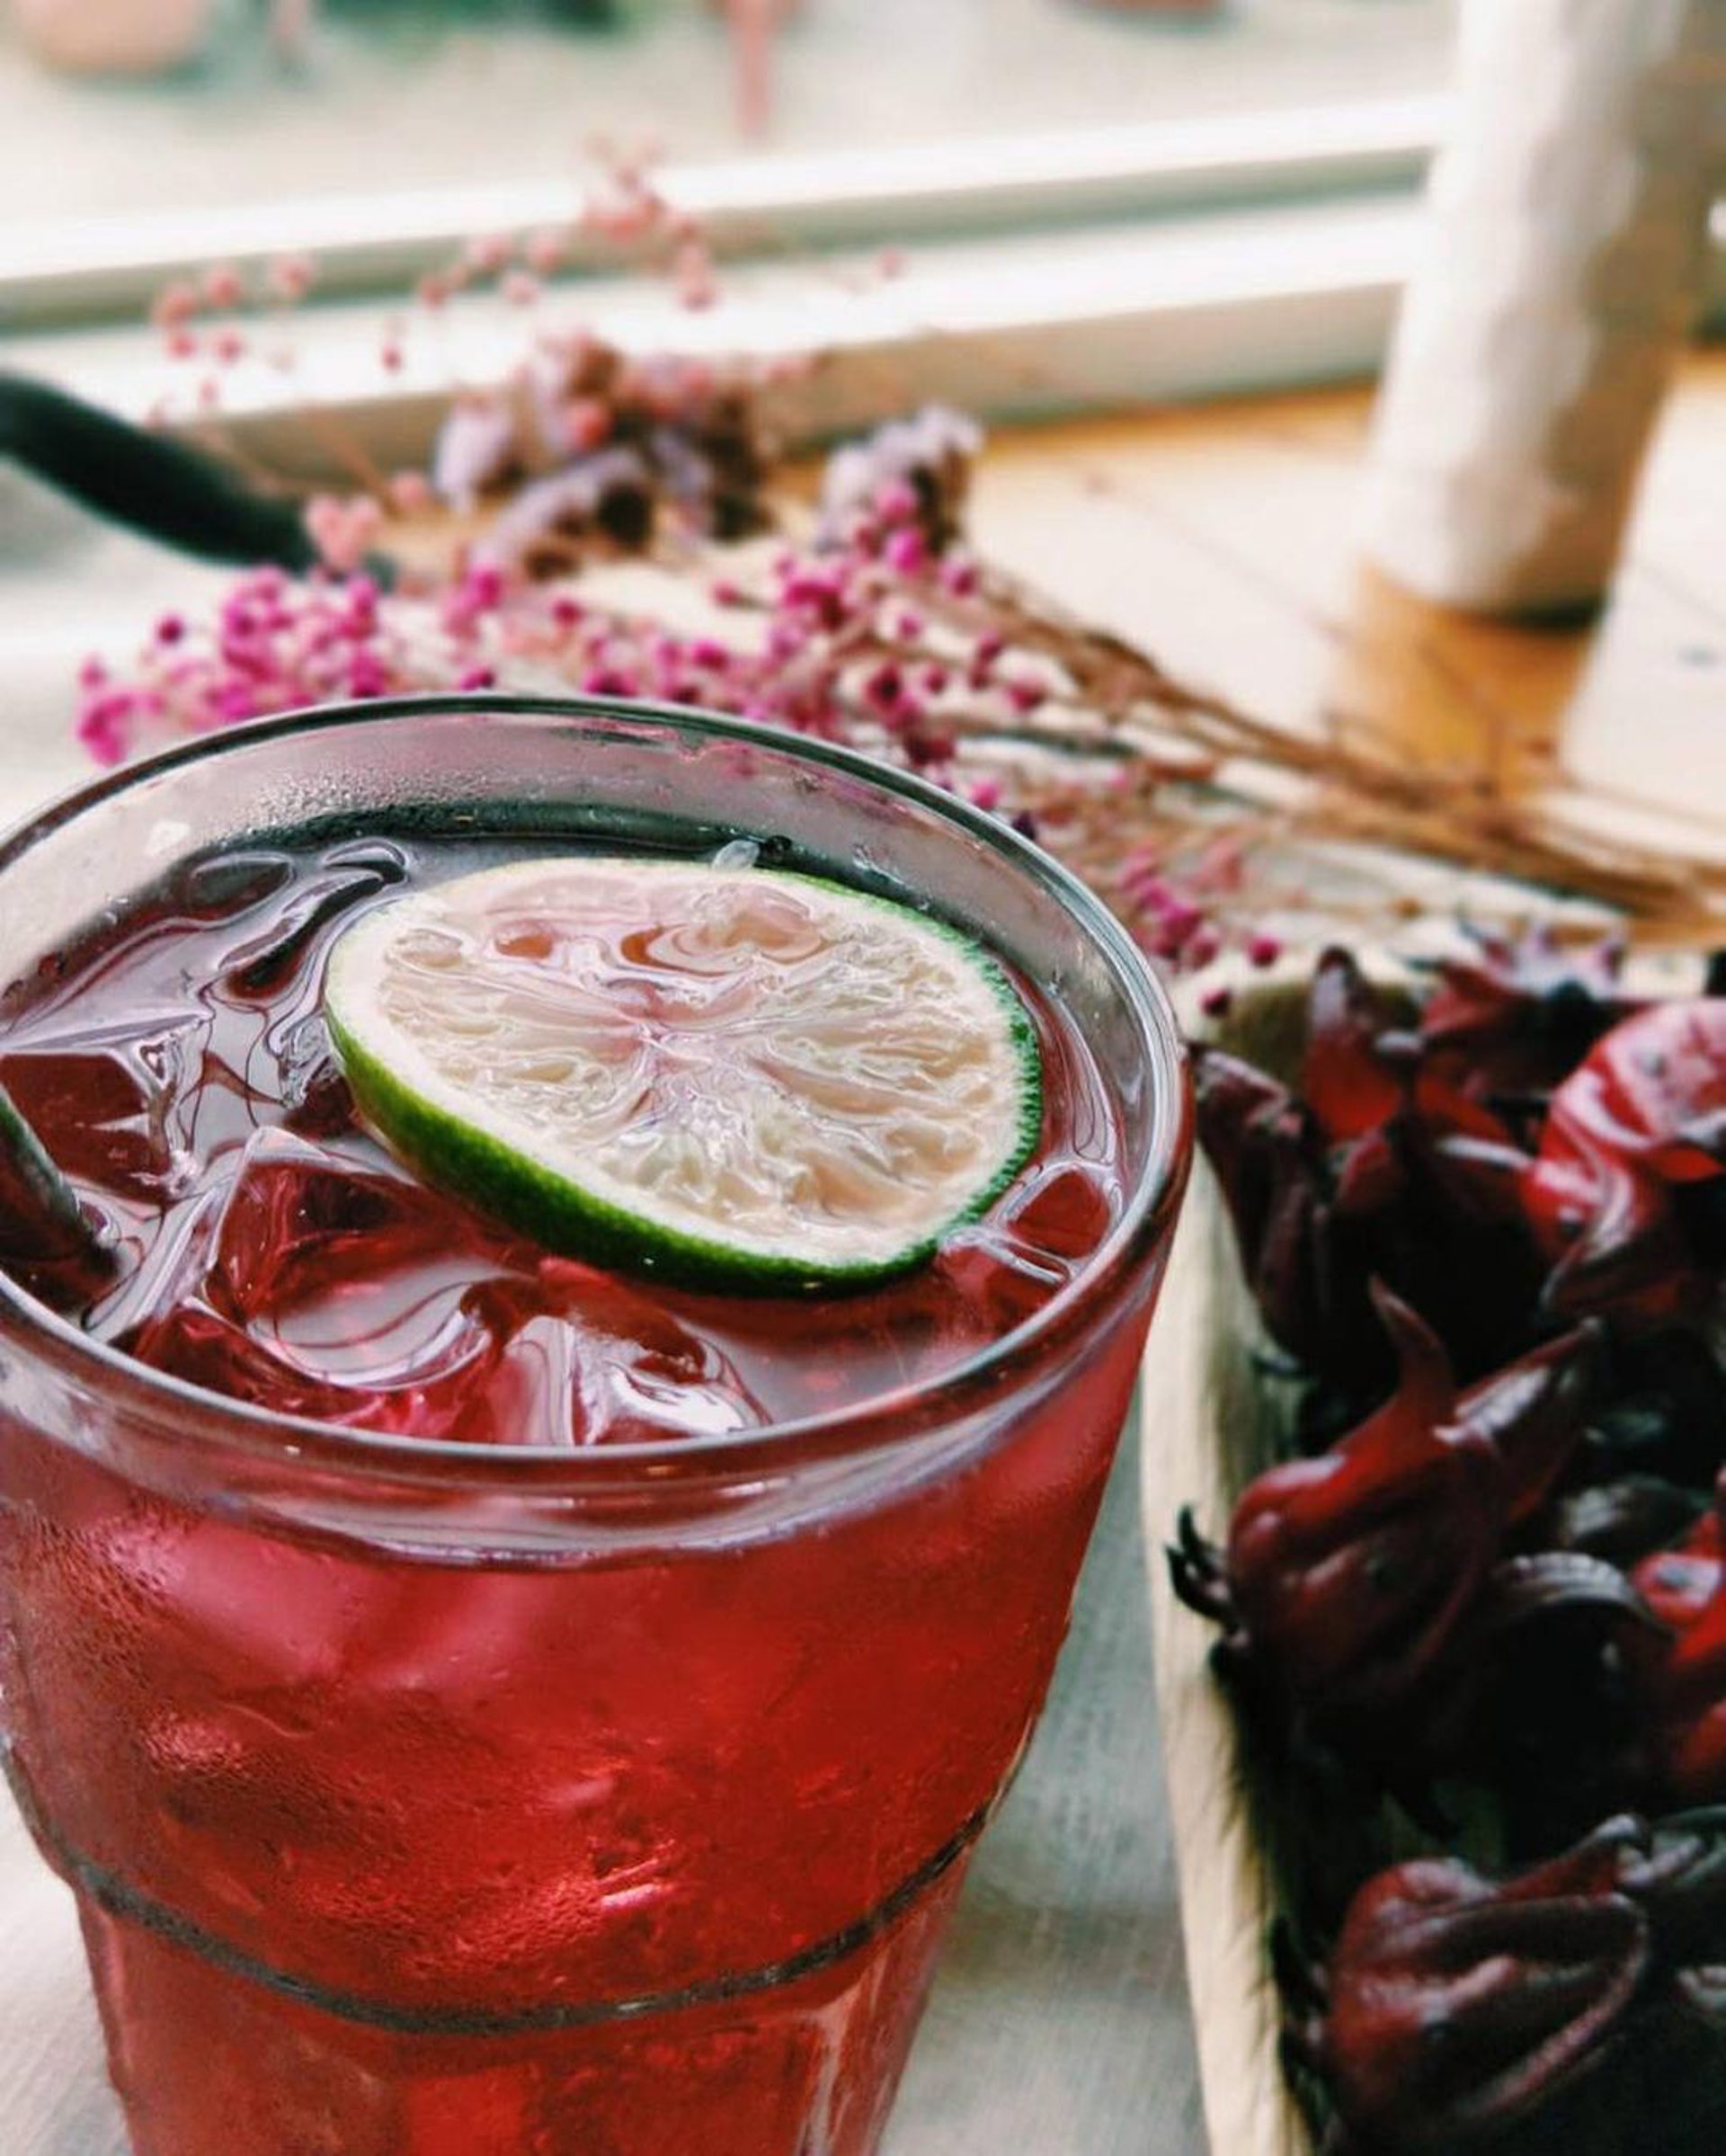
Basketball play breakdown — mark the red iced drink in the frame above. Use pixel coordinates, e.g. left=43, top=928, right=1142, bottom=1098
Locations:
left=0, top=699, right=1188, bottom=2155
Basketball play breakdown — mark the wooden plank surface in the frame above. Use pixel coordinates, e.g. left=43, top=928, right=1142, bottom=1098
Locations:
left=968, top=350, right=1726, bottom=842
left=1143, top=1178, right=1303, bottom=2156
left=3, top=345, right=1724, bottom=2155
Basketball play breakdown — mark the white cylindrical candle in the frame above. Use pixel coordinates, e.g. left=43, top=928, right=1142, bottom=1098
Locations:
left=1364, top=0, right=1726, bottom=616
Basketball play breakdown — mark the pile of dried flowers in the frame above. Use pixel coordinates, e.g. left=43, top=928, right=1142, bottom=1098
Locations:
left=1175, top=940, right=1726, bottom=2153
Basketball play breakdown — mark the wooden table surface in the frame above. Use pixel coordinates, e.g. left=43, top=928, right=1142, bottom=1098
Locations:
left=971, top=348, right=1726, bottom=856
left=2, top=346, right=1723, bottom=2156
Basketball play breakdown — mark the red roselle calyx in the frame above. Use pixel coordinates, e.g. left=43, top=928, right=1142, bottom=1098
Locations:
left=1169, top=1292, right=1603, bottom=1717
left=1525, top=999, right=1726, bottom=1321
left=1631, top=1483, right=1726, bottom=1805
left=1196, top=950, right=1544, bottom=1388
left=1301, top=940, right=1410, bottom=1144
left=1286, top=1812, right=1726, bottom=2152
left=1190, top=1043, right=1339, bottom=1371
left=1286, top=1822, right=1650, bottom=2152
left=1546, top=1474, right=1712, bottom=1567
left=1419, top=925, right=1641, bottom=1098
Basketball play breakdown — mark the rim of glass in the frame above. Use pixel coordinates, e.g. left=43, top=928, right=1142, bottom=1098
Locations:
left=0, top=693, right=1190, bottom=1484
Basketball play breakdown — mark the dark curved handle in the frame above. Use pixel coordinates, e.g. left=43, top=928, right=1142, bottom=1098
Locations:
left=0, top=370, right=329, bottom=573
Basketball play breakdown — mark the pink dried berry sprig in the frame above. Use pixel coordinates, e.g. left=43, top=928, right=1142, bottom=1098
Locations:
left=432, top=335, right=776, bottom=555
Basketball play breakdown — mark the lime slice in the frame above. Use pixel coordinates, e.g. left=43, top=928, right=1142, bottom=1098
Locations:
left=325, top=856, right=1041, bottom=1290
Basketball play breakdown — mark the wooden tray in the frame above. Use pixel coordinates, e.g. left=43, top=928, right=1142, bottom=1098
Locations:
left=1139, top=975, right=1338, bottom=2156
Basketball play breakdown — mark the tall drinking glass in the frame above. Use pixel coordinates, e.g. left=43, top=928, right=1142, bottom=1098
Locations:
left=0, top=698, right=1190, bottom=2156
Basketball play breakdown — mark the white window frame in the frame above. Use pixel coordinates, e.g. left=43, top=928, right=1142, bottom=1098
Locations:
left=3, top=95, right=1448, bottom=327
left=6, top=94, right=1723, bottom=461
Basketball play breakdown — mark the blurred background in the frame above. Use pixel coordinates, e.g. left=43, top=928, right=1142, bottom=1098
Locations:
left=5, top=0, right=1457, bottom=227
left=4, top=0, right=1484, bottom=453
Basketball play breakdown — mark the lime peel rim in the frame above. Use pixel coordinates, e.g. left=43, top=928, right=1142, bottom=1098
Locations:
left=325, top=858, right=1043, bottom=1295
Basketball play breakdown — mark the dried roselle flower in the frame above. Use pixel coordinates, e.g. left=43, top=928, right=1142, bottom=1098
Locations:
left=1302, top=946, right=1410, bottom=1144
left=1196, top=951, right=1547, bottom=1385
left=1364, top=1054, right=1549, bottom=1370
left=1618, top=1807, right=1726, bottom=1978
left=1286, top=1822, right=1652, bottom=2152
left=1546, top=1475, right=1711, bottom=1567
left=1173, top=1289, right=1500, bottom=1715
left=1549, top=999, right=1726, bottom=1180
left=1525, top=999, right=1726, bottom=1320
left=1171, top=1305, right=1605, bottom=1729
left=1442, top=1572, right=1659, bottom=1857
left=1579, top=1328, right=1726, bottom=1490
left=1467, top=1549, right=1656, bottom=1642
left=1286, top=1812, right=1726, bottom=2148
left=1407, top=1062, right=1539, bottom=1216
left=1192, top=1043, right=1341, bottom=1371
left=1630, top=1485, right=1726, bottom=1805
left=1633, top=1495, right=1723, bottom=1628
left=1191, top=1038, right=1417, bottom=1388
left=1420, top=924, right=1640, bottom=1096
left=1453, top=1315, right=1604, bottom=1526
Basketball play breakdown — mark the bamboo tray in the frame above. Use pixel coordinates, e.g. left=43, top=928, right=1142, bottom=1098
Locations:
left=1141, top=975, right=1314, bottom=2156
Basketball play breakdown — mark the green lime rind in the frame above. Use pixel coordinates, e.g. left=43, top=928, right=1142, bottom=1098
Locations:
left=326, top=867, right=1042, bottom=1296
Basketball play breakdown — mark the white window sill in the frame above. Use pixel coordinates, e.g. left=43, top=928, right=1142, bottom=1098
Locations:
left=5, top=193, right=1428, bottom=474
left=2, top=95, right=1470, bottom=455
left=8, top=157, right=1725, bottom=469
left=2, top=95, right=1449, bottom=331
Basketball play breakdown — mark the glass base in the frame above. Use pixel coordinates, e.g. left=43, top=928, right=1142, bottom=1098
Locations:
left=77, top=1869, right=963, bottom=2156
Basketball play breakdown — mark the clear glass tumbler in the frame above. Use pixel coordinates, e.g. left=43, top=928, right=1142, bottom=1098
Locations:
left=0, top=697, right=1190, bottom=2156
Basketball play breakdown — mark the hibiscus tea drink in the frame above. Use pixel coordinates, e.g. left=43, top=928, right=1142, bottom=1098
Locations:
left=0, top=699, right=1188, bottom=2156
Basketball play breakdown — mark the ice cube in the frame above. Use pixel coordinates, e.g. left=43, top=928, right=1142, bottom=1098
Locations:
left=274, top=1013, right=357, bottom=1138
left=218, top=865, right=398, bottom=1002
left=173, top=847, right=295, bottom=921
left=119, top=1131, right=508, bottom=1436
left=202, top=1128, right=470, bottom=1322
left=524, top=1259, right=767, bottom=1444
left=131, top=1292, right=503, bottom=1439
left=0, top=1008, right=208, bottom=1199
left=993, top=1161, right=1118, bottom=1261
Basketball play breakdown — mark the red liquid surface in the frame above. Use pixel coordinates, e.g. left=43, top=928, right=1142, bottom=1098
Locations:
left=0, top=830, right=1150, bottom=2155
left=1, top=832, right=1123, bottom=1443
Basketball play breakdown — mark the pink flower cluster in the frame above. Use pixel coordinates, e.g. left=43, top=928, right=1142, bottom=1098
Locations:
left=78, top=569, right=397, bottom=764
left=151, top=254, right=316, bottom=366
left=150, top=141, right=725, bottom=428
left=76, top=537, right=1264, bottom=976
left=1114, top=833, right=1283, bottom=996
left=79, top=480, right=1015, bottom=796
left=118, top=208, right=1253, bottom=978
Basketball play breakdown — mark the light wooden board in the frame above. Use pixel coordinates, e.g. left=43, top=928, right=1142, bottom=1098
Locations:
left=1137, top=967, right=1321, bottom=2156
